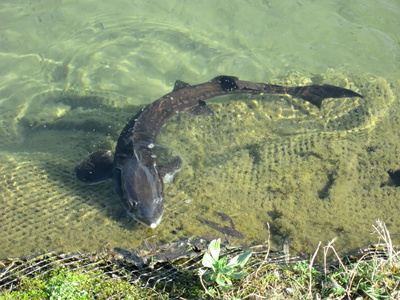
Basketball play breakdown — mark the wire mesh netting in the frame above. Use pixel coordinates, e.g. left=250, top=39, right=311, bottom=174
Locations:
left=0, top=238, right=300, bottom=297
left=0, top=236, right=396, bottom=299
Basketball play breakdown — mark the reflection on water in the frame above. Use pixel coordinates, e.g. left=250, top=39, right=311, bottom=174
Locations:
left=0, top=0, right=399, bottom=258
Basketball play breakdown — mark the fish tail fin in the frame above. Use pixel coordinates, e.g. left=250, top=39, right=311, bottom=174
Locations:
left=287, top=84, right=363, bottom=108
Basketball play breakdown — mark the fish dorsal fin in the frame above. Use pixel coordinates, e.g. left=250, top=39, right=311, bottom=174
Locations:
left=173, top=80, right=191, bottom=91
left=210, top=75, right=239, bottom=83
left=210, top=75, right=239, bottom=91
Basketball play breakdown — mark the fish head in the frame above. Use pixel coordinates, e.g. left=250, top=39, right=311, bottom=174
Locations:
left=115, top=156, right=165, bottom=228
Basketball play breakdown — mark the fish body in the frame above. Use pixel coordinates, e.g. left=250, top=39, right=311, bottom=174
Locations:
left=75, top=75, right=363, bottom=228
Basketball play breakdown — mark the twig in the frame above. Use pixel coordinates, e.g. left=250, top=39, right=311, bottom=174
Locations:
left=254, top=222, right=272, bottom=277
left=198, top=270, right=214, bottom=298
left=308, top=241, right=321, bottom=299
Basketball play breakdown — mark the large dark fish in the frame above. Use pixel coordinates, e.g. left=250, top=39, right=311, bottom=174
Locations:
left=75, top=75, right=362, bottom=228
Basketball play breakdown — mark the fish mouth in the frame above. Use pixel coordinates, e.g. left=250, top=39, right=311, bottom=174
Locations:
left=149, top=222, right=160, bottom=229
left=131, top=213, right=163, bottom=229
left=146, top=216, right=162, bottom=229
left=138, top=219, right=161, bottom=229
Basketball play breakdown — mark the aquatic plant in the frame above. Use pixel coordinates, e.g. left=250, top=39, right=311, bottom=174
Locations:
left=199, top=238, right=252, bottom=293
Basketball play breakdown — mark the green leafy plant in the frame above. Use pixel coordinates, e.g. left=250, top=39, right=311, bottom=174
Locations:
left=199, top=239, right=252, bottom=292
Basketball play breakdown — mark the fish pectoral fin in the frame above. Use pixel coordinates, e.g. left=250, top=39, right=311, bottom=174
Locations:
left=159, top=156, right=183, bottom=183
left=75, top=150, right=114, bottom=185
left=184, top=100, right=214, bottom=117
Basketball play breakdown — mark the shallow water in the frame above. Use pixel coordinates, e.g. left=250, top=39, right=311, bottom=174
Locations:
left=0, top=0, right=399, bottom=258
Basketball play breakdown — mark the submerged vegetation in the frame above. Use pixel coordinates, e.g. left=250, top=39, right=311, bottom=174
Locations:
left=0, top=220, right=399, bottom=299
